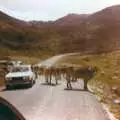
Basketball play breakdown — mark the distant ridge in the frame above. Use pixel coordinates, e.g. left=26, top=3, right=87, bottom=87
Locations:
left=0, top=5, right=120, bottom=56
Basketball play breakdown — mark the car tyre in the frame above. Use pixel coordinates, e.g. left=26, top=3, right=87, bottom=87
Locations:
left=33, top=80, right=36, bottom=84
left=29, top=81, right=33, bottom=88
left=6, top=85, right=11, bottom=90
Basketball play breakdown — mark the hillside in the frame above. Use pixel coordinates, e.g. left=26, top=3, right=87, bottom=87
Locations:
left=54, top=14, right=89, bottom=26
left=0, top=5, right=120, bottom=57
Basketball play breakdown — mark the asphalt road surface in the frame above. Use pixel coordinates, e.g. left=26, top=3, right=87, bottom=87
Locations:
left=0, top=54, right=110, bottom=120
left=38, top=53, right=81, bottom=67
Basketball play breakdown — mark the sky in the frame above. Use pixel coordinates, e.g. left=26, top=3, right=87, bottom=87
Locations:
left=0, top=0, right=120, bottom=21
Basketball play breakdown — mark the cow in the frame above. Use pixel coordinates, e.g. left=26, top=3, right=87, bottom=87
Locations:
left=72, top=66, right=97, bottom=90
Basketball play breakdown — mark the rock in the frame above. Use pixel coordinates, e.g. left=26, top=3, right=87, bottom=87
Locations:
left=113, top=98, right=120, bottom=104
left=112, top=86, right=118, bottom=91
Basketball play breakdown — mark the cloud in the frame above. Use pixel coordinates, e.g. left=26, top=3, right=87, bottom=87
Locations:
left=0, top=0, right=120, bottom=20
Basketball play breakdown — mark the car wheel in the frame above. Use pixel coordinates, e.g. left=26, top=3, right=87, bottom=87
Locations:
left=6, top=85, right=11, bottom=90
left=29, top=81, right=33, bottom=87
left=33, top=80, right=36, bottom=84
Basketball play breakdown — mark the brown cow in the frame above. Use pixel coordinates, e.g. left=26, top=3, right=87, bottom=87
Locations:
left=65, top=66, right=74, bottom=89
left=72, top=66, right=97, bottom=90
left=41, top=66, right=62, bottom=85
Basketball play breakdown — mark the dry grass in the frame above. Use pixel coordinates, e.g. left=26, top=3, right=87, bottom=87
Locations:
left=56, top=51, right=120, bottom=120
left=9, top=52, right=53, bottom=64
left=0, top=79, right=5, bottom=87
left=10, top=56, right=41, bottom=64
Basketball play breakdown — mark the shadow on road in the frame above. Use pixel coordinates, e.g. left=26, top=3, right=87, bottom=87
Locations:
left=41, top=83, right=61, bottom=86
left=2, top=85, right=32, bottom=92
left=64, top=88, right=89, bottom=92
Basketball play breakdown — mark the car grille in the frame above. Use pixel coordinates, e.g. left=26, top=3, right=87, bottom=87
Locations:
left=12, top=77, right=23, bottom=81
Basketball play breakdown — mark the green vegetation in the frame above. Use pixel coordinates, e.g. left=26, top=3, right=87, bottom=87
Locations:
left=56, top=51, right=120, bottom=120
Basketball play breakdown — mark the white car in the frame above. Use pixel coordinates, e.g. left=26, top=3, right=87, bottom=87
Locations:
left=5, top=65, right=36, bottom=89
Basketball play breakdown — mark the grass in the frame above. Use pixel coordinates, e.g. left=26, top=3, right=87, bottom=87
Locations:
left=10, top=56, right=41, bottom=64
left=8, top=51, right=53, bottom=64
left=56, top=50, right=120, bottom=120
left=0, top=79, right=4, bottom=88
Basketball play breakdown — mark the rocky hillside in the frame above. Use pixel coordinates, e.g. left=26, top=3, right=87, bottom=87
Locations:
left=0, top=5, right=120, bottom=57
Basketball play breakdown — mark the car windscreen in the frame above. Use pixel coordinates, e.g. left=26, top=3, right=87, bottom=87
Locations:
left=11, top=67, right=29, bottom=72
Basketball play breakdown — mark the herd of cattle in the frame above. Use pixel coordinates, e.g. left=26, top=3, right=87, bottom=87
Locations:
left=0, top=59, right=98, bottom=90
left=32, top=65, right=98, bottom=90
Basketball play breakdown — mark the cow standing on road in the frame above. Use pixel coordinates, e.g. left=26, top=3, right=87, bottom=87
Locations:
left=39, top=66, right=61, bottom=85
left=72, top=66, right=97, bottom=90
left=65, top=67, right=73, bottom=89
left=31, top=65, right=39, bottom=79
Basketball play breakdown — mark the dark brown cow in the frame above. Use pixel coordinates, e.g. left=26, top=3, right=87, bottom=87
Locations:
left=31, top=65, right=39, bottom=79
left=65, top=66, right=74, bottom=89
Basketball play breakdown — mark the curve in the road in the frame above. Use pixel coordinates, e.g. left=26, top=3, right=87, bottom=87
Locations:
left=0, top=53, right=110, bottom=120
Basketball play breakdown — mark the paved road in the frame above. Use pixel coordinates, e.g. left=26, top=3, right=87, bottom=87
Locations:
left=0, top=79, right=109, bottom=120
left=0, top=54, right=109, bottom=120
left=38, top=53, right=81, bottom=67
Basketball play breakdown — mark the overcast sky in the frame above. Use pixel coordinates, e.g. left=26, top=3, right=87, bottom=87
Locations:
left=0, top=0, right=120, bottom=21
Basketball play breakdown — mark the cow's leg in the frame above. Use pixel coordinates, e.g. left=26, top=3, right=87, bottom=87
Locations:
left=49, top=74, right=52, bottom=85
left=45, top=75, right=48, bottom=83
left=84, top=79, right=88, bottom=91
left=55, top=76, right=58, bottom=85
left=56, top=74, right=60, bottom=85
left=69, top=81, right=72, bottom=89
left=72, top=75, right=76, bottom=82
left=67, top=79, right=72, bottom=89
left=56, top=79, right=58, bottom=85
left=67, top=81, right=69, bottom=88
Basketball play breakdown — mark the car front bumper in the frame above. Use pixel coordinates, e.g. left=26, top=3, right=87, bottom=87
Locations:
left=6, top=80, right=32, bottom=87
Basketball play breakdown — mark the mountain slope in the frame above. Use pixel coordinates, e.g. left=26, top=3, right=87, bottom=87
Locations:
left=0, top=5, right=120, bottom=57
left=54, top=14, right=89, bottom=26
